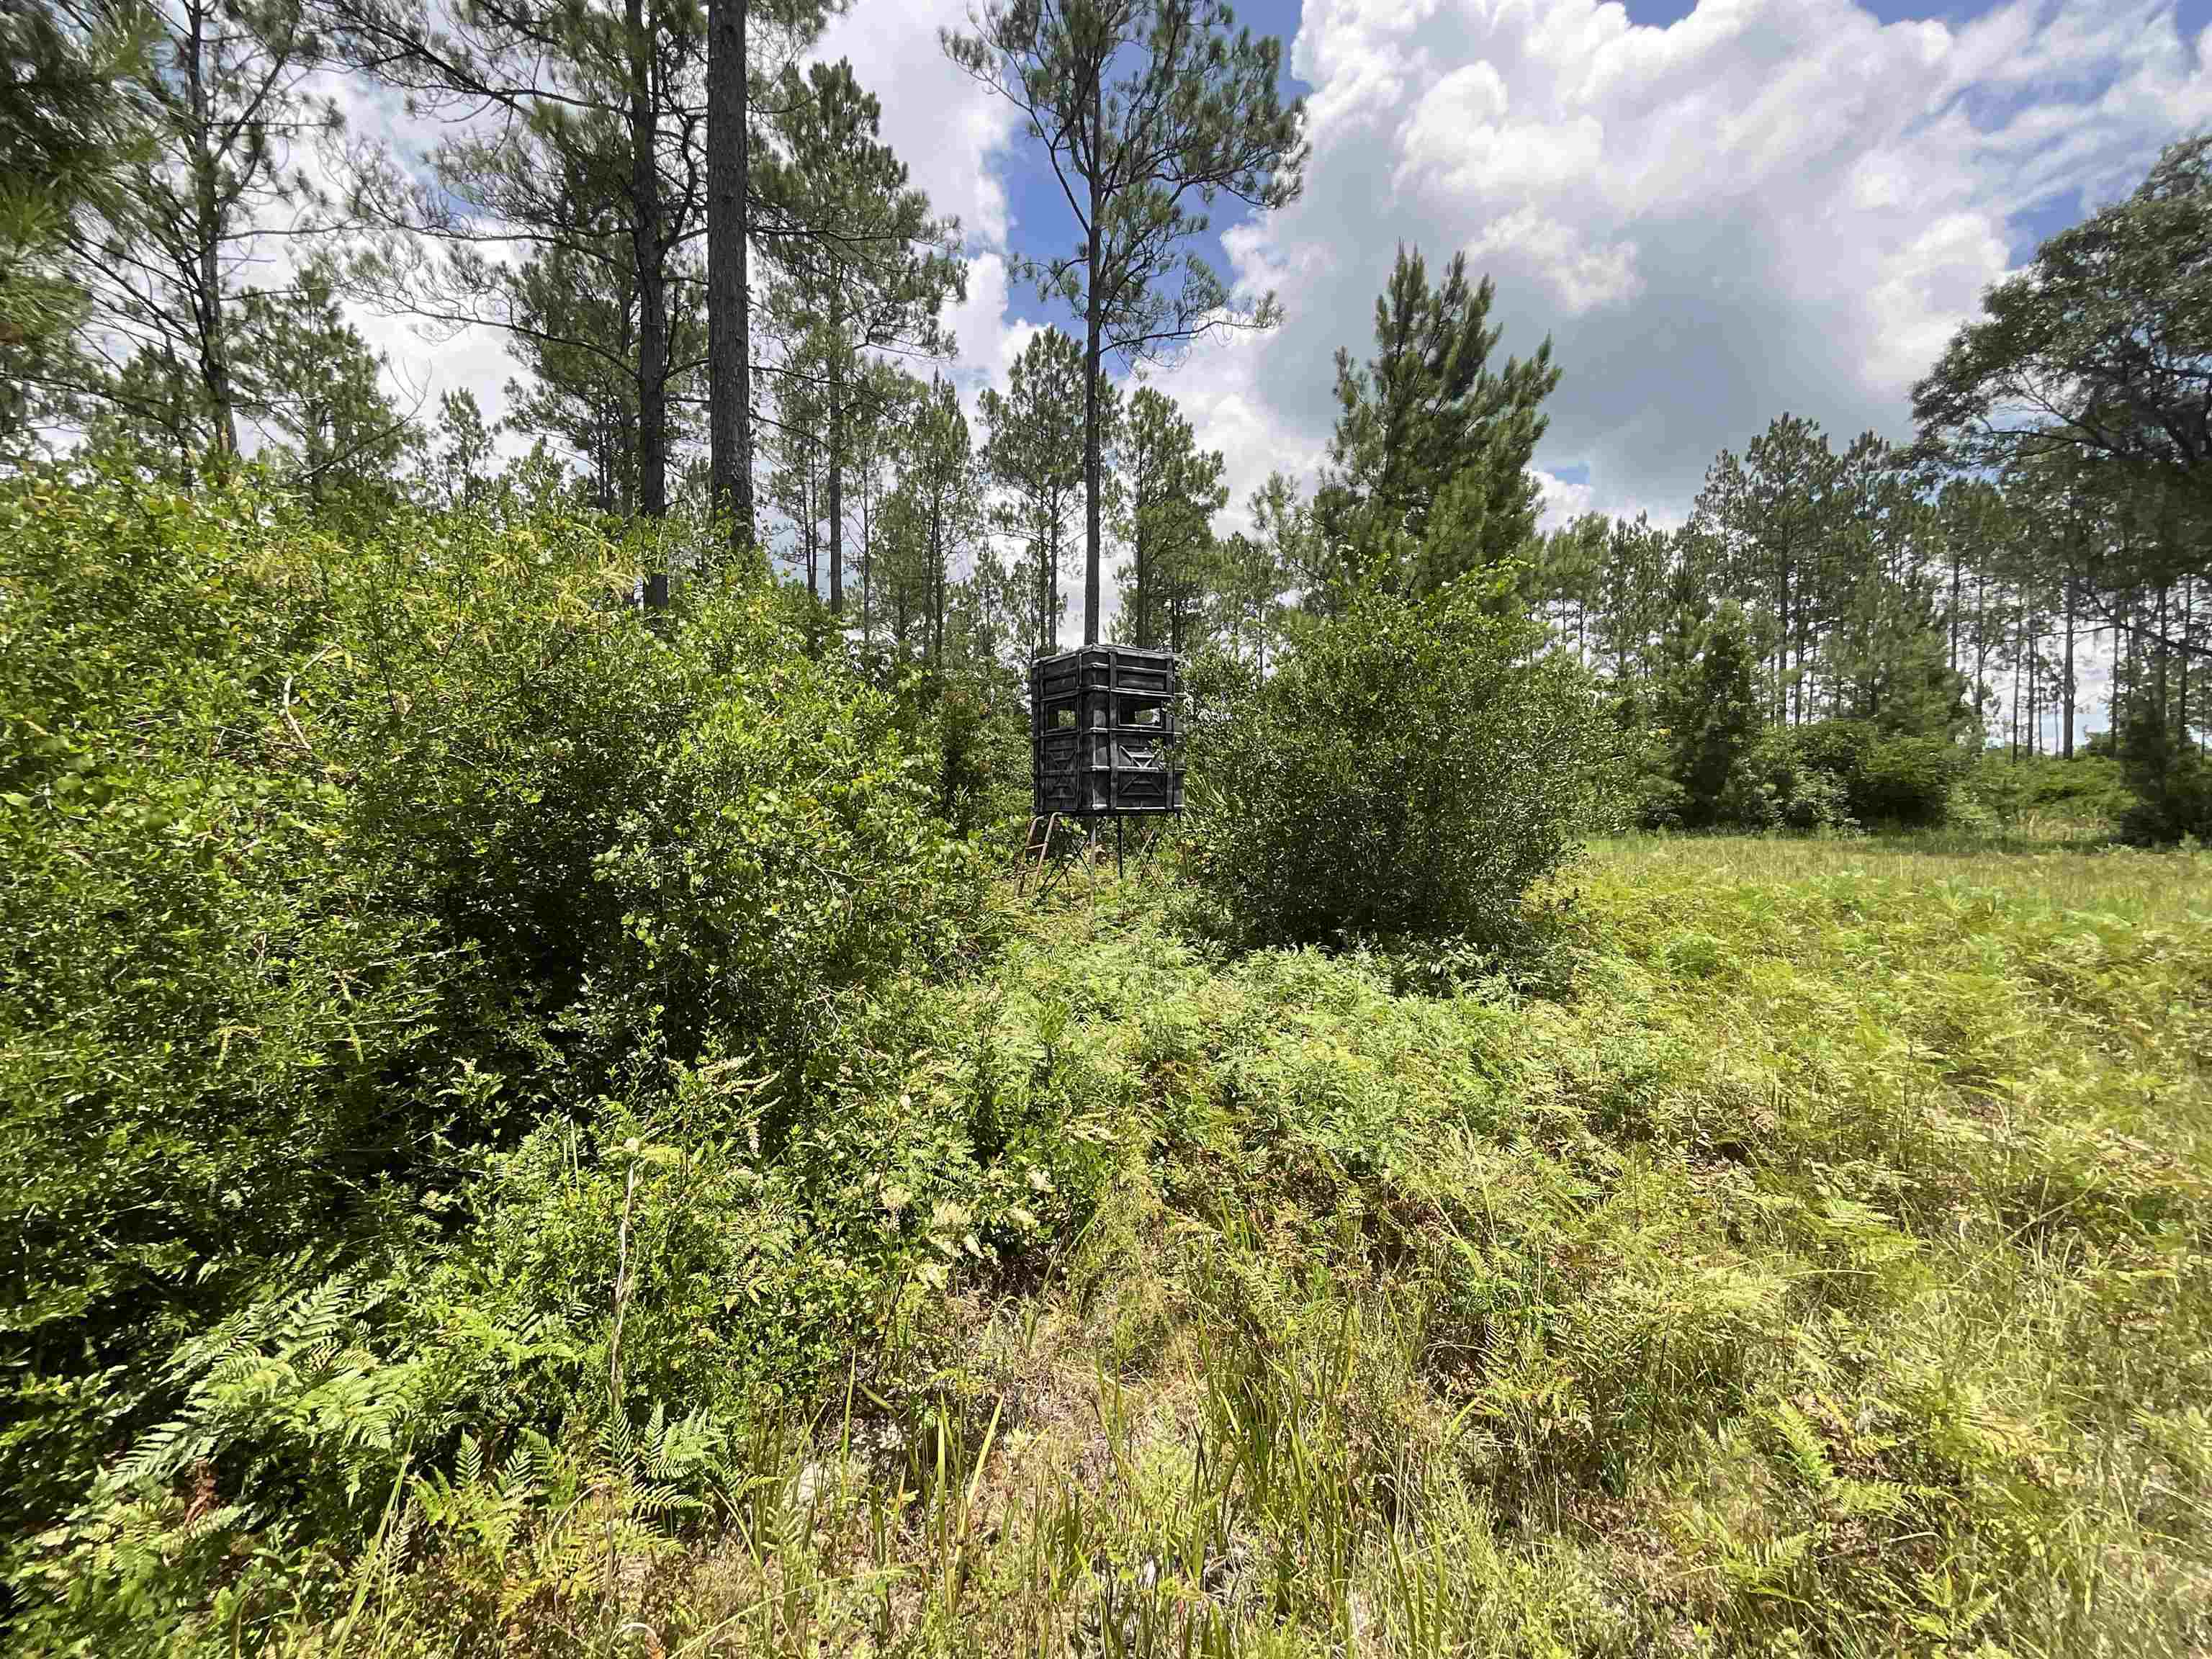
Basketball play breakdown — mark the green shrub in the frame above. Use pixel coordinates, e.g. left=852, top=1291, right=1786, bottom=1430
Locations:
left=1183, top=581, right=1616, bottom=948
left=891, top=662, right=1032, bottom=846
left=588, top=603, right=981, bottom=1074
left=1961, top=751, right=2133, bottom=830
left=2115, top=708, right=2212, bottom=845
left=1709, top=727, right=1856, bottom=832
left=1773, top=758, right=1857, bottom=832
left=410, top=979, right=1115, bottom=1429
left=1789, top=716, right=1876, bottom=783
left=302, top=505, right=981, bottom=1082
left=1655, top=601, right=1766, bottom=828
left=1851, top=732, right=1965, bottom=826
left=1632, top=770, right=1694, bottom=831
left=1614, top=691, right=1691, bottom=830
left=0, top=468, right=452, bottom=1530
left=1781, top=719, right=1964, bottom=829
left=321, top=505, right=684, bottom=1040
left=2120, top=759, right=2212, bottom=845
left=0, top=463, right=980, bottom=1567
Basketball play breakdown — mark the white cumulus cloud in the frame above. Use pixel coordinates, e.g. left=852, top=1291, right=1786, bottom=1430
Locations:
left=341, top=0, right=2212, bottom=542
left=1176, top=0, right=2212, bottom=525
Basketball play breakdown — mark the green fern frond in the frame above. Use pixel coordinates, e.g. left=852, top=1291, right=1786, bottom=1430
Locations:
left=1766, top=1401, right=1835, bottom=1493
left=498, top=1439, right=537, bottom=1503
left=598, top=1409, right=638, bottom=1481
left=282, top=1276, right=361, bottom=1356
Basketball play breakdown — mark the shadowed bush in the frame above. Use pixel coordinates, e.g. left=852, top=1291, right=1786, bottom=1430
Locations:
left=0, top=462, right=979, bottom=1583
left=1182, top=580, right=1617, bottom=950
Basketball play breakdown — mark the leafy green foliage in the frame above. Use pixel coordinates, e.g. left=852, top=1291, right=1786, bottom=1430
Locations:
left=1314, top=244, right=1560, bottom=604
left=1115, top=385, right=1227, bottom=653
left=1647, top=598, right=1765, bottom=828
left=1789, top=719, right=1970, bottom=827
left=1960, top=750, right=2135, bottom=836
left=46, top=0, right=334, bottom=465
left=977, top=325, right=1104, bottom=655
left=891, top=662, right=1032, bottom=845
left=1912, top=136, right=2209, bottom=804
left=1184, top=580, right=1616, bottom=947
left=1636, top=623, right=1970, bottom=832
left=590, top=621, right=981, bottom=1071
left=1915, top=132, right=2212, bottom=529
left=1840, top=732, right=1967, bottom=826
left=2116, top=706, right=2212, bottom=845
left=0, top=466, right=447, bottom=1530
left=0, top=463, right=979, bottom=1599
left=8, top=1274, right=415, bottom=1654
left=0, top=0, right=149, bottom=430
left=232, top=258, right=417, bottom=513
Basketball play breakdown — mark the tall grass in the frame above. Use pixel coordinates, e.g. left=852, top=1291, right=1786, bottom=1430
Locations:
left=247, top=835, right=2212, bottom=1653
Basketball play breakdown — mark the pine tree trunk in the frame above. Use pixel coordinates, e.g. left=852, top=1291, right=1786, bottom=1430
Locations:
left=2008, top=629, right=2020, bottom=762
left=1793, top=591, right=1809, bottom=727
left=2062, top=572, right=2077, bottom=759
left=1045, top=498, right=1061, bottom=654
left=1082, top=74, right=1104, bottom=647
left=1948, top=538, right=1961, bottom=674
left=185, top=0, right=238, bottom=462
left=707, top=0, right=750, bottom=551
left=2182, top=577, right=2194, bottom=748
left=861, top=456, right=875, bottom=644
left=1974, top=570, right=1989, bottom=731
left=1038, top=518, right=1052, bottom=655
left=617, top=298, right=637, bottom=516
left=931, top=490, right=945, bottom=670
left=2157, top=583, right=2172, bottom=734
left=1132, top=493, right=1148, bottom=649
left=630, top=0, right=667, bottom=526
left=1781, top=533, right=1797, bottom=725
left=2027, top=617, right=2040, bottom=758
left=827, top=350, right=844, bottom=614
left=2115, top=518, right=2134, bottom=737
left=2110, top=620, right=2123, bottom=738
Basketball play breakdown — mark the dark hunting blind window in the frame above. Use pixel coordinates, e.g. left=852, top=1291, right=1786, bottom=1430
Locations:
left=1030, top=645, right=1186, bottom=818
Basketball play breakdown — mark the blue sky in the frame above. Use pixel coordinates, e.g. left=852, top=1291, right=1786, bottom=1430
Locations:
left=987, top=0, right=2211, bottom=343
left=986, top=0, right=1313, bottom=337
left=944, top=0, right=2211, bottom=536
left=373, top=0, right=2212, bottom=546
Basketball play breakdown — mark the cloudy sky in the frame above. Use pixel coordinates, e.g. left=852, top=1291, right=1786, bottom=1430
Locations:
left=368, top=0, right=2212, bottom=536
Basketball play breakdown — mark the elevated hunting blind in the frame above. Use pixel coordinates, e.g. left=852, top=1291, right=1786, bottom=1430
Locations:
left=1029, top=644, right=1185, bottom=819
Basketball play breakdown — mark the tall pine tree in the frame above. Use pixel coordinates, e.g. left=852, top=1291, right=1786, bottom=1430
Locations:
left=945, top=0, right=1305, bottom=644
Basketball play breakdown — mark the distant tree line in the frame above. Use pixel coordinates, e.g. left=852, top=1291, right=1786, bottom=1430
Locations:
left=1, top=0, right=2203, bottom=832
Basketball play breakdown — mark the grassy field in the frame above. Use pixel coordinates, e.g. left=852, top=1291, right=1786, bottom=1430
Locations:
left=339, top=831, right=2211, bottom=1656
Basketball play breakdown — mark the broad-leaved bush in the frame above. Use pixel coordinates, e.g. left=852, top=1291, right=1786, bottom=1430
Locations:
left=1182, top=581, right=1616, bottom=948
left=0, top=461, right=986, bottom=1640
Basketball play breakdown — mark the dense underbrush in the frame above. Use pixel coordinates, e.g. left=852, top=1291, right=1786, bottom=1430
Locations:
left=2, top=471, right=2207, bottom=1655
left=0, top=466, right=1010, bottom=1646
left=23, top=822, right=2211, bottom=1652
left=809, top=835, right=2207, bottom=1659
left=375, top=840, right=2203, bottom=1655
